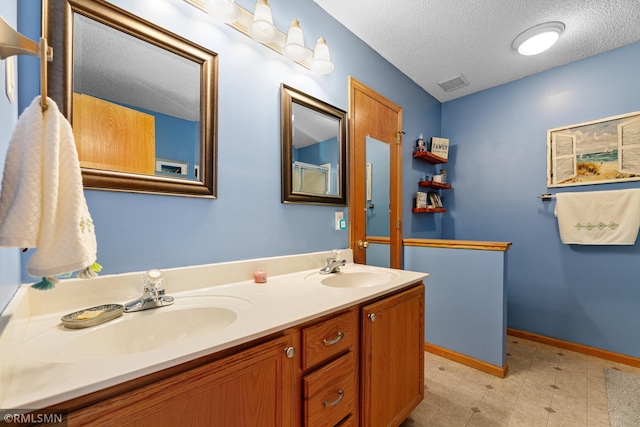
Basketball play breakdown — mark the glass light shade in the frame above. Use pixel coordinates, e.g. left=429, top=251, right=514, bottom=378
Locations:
left=249, top=0, right=276, bottom=43
left=282, top=19, right=307, bottom=61
left=311, top=37, right=334, bottom=74
left=513, top=22, right=565, bottom=56
left=203, top=0, right=238, bottom=24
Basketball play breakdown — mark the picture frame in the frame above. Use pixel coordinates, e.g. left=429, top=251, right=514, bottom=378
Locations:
left=430, top=137, right=449, bottom=159
left=155, top=158, right=188, bottom=176
left=428, top=191, right=443, bottom=208
left=547, top=111, right=640, bottom=187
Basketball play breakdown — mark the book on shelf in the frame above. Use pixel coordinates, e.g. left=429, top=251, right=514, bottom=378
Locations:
left=430, top=137, right=449, bottom=160
left=415, top=191, right=428, bottom=208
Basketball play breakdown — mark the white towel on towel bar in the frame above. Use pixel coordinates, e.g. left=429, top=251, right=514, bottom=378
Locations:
left=554, top=189, right=640, bottom=245
left=0, top=96, right=97, bottom=277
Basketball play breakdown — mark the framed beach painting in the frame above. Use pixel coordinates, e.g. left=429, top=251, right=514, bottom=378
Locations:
left=547, top=112, right=640, bottom=187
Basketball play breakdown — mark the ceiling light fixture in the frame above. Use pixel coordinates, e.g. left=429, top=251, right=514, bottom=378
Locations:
left=311, top=37, right=334, bottom=74
left=512, top=21, right=565, bottom=56
left=202, top=0, right=238, bottom=24
left=282, top=19, right=307, bottom=61
left=249, top=0, right=276, bottom=43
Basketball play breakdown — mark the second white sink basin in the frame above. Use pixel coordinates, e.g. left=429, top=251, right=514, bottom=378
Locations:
left=24, top=295, right=253, bottom=362
left=308, top=266, right=400, bottom=288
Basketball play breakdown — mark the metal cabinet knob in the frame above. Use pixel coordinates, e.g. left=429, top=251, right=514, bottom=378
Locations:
left=284, top=346, right=295, bottom=359
left=368, top=313, right=376, bottom=322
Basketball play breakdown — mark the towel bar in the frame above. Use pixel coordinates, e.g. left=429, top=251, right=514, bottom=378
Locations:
left=538, top=193, right=556, bottom=201
left=0, top=0, right=52, bottom=112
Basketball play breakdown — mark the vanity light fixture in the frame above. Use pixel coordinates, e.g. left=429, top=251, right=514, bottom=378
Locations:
left=202, top=0, right=238, bottom=24
left=249, top=0, right=276, bottom=43
left=184, top=0, right=334, bottom=74
left=512, top=21, right=565, bottom=56
left=311, top=37, right=334, bottom=74
left=282, top=19, right=307, bottom=61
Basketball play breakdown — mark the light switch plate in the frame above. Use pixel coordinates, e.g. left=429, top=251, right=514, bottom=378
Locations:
left=334, top=212, right=344, bottom=230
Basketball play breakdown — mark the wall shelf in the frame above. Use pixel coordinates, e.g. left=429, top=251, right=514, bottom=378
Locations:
left=419, top=181, right=451, bottom=190
left=413, top=151, right=448, bottom=164
left=412, top=207, right=447, bottom=213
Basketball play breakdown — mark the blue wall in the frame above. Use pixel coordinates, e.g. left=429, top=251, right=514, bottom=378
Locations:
left=127, top=103, right=200, bottom=180
left=441, top=41, right=640, bottom=358
left=405, top=246, right=507, bottom=368
left=0, top=0, right=21, bottom=311
left=153, top=109, right=199, bottom=179
left=13, top=0, right=440, bottom=282
left=295, top=138, right=338, bottom=168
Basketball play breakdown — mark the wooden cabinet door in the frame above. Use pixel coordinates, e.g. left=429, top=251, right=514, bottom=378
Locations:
left=360, top=284, right=425, bottom=427
left=68, top=334, right=298, bottom=427
left=72, top=92, right=156, bottom=175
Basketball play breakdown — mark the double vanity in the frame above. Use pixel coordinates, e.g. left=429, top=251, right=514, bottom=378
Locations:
left=0, top=250, right=427, bottom=426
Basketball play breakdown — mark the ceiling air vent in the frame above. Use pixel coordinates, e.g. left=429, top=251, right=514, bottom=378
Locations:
left=437, top=74, right=470, bottom=92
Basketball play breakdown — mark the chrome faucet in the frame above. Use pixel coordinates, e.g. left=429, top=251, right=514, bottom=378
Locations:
left=320, top=250, right=346, bottom=275
left=124, top=269, right=175, bottom=313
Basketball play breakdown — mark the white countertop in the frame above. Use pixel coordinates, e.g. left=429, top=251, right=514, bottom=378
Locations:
left=0, top=249, right=427, bottom=410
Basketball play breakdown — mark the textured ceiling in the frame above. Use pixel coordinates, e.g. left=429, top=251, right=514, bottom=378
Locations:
left=292, top=102, right=339, bottom=149
left=314, top=0, right=640, bottom=102
left=74, top=14, right=200, bottom=122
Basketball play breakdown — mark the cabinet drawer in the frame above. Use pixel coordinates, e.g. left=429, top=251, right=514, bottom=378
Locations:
left=336, top=414, right=356, bottom=426
left=303, top=353, right=356, bottom=427
left=302, top=309, right=357, bottom=370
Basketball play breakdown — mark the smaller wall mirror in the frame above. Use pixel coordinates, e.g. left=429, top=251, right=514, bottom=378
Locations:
left=281, top=84, right=347, bottom=205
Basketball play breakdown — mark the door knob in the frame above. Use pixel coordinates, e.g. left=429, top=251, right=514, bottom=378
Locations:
left=357, top=240, right=369, bottom=249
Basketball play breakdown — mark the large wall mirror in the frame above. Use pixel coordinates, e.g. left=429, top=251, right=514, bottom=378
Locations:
left=47, top=0, right=218, bottom=197
left=281, top=84, right=347, bottom=205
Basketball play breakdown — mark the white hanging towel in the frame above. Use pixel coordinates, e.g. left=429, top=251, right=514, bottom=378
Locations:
left=0, top=96, right=97, bottom=277
left=554, top=189, right=640, bottom=245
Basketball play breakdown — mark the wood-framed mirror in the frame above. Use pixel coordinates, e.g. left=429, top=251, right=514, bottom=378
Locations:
left=280, top=84, right=347, bottom=205
left=47, top=0, right=218, bottom=197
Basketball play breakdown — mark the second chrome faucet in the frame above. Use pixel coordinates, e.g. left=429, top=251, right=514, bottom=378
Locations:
left=319, top=250, right=346, bottom=275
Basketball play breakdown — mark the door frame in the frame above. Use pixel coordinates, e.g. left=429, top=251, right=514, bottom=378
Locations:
left=348, top=77, right=403, bottom=268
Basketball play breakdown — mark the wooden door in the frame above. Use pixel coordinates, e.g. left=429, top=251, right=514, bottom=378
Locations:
left=348, top=78, right=403, bottom=268
left=68, top=334, right=299, bottom=427
left=361, top=284, right=425, bottom=427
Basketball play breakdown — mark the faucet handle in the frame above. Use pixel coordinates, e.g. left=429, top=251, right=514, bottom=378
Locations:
left=330, top=249, right=341, bottom=261
left=144, top=269, right=164, bottom=288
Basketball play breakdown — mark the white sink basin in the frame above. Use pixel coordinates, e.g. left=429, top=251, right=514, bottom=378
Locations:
left=308, top=266, right=400, bottom=288
left=24, top=295, right=252, bottom=362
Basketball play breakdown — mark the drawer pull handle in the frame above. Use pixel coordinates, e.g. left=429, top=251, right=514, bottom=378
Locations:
left=324, top=390, right=344, bottom=408
left=368, top=313, right=376, bottom=322
left=322, top=331, right=344, bottom=346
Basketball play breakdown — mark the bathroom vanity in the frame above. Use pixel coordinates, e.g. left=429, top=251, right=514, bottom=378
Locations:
left=0, top=250, right=426, bottom=426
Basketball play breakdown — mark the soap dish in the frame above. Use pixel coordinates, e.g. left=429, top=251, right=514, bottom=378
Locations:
left=61, top=304, right=124, bottom=329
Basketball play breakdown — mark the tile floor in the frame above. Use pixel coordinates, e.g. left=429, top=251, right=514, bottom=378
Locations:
left=402, top=334, right=640, bottom=426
